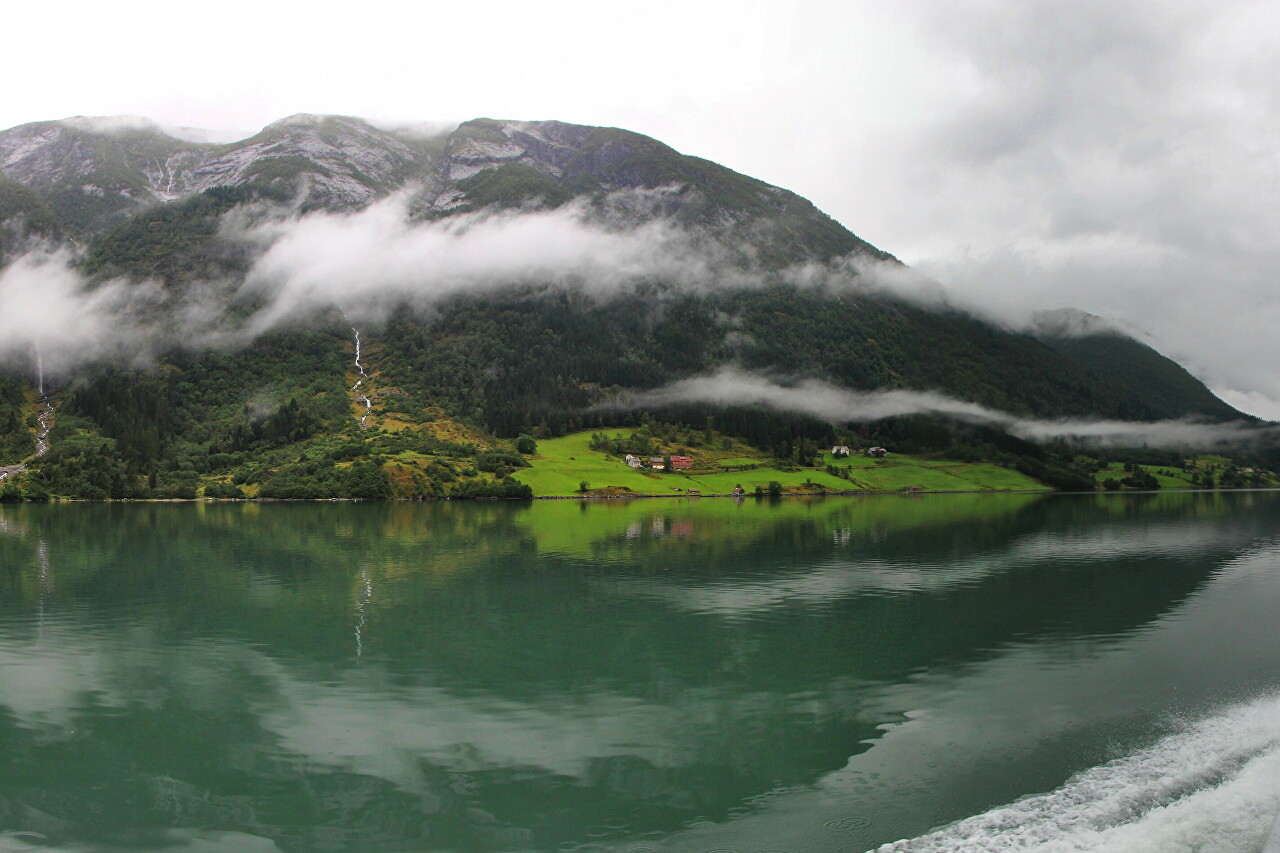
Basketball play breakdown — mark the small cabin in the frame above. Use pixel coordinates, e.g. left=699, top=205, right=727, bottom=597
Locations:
left=867, top=446, right=888, bottom=458
left=649, top=456, right=666, bottom=470
left=831, top=445, right=852, bottom=457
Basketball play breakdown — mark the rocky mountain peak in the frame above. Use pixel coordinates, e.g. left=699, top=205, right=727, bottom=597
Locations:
left=0, top=113, right=444, bottom=231
left=0, top=112, right=883, bottom=266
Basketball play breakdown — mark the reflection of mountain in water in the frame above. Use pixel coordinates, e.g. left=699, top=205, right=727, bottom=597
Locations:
left=0, top=493, right=1275, bottom=851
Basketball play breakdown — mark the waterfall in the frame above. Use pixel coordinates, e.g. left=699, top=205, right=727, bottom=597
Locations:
left=27, top=344, right=52, bottom=458
left=351, top=328, right=373, bottom=428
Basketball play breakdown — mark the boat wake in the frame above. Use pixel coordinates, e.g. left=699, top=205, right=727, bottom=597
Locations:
left=877, top=691, right=1280, bottom=852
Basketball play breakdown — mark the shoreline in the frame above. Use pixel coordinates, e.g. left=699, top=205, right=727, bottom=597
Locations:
left=24, top=484, right=1280, bottom=499
left=529, top=487, right=1056, bottom=499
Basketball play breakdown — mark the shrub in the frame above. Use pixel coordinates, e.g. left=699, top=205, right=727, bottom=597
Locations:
left=204, top=482, right=244, bottom=499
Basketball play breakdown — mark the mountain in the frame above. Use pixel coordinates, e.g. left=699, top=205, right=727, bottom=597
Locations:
left=0, top=173, right=61, bottom=262
left=2, top=114, right=882, bottom=264
left=0, top=114, right=445, bottom=234
left=418, top=118, right=885, bottom=265
left=1032, top=309, right=1244, bottom=423
left=0, top=114, right=1256, bottom=499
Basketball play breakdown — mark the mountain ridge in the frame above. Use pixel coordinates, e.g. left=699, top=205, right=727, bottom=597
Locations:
left=0, top=114, right=892, bottom=266
left=0, top=112, right=1262, bottom=499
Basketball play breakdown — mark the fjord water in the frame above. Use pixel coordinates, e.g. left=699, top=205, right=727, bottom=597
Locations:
left=2, top=494, right=1280, bottom=852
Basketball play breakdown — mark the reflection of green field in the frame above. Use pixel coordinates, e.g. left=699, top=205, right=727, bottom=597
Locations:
left=513, top=432, right=1047, bottom=497
left=516, top=491, right=1046, bottom=558
left=1086, top=490, right=1244, bottom=518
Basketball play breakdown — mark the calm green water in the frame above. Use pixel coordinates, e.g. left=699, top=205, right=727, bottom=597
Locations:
left=2, top=493, right=1280, bottom=852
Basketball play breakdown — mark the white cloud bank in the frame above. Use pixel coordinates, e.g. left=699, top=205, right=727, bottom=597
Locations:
left=0, top=250, right=167, bottom=375
left=611, top=367, right=1267, bottom=449
left=233, top=193, right=946, bottom=334
left=2, top=196, right=923, bottom=378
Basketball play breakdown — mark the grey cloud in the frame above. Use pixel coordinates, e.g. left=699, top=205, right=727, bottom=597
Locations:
left=1028, top=308, right=1126, bottom=339
left=868, top=0, right=1280, bottom=417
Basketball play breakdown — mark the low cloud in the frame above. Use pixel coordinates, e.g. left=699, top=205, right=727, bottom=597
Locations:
left=0, top=189, right=1260, bottom=453
left=610, top=367, right=1267, bottom=450
left=0, top=249, right=250, bottom=383
left=1028, top=307, right=1126, bottom=339
left=236, top=195, right=718, bottom=333
left=616, top=367, right=1003, bottom=423
left=0, top=194, right=961, bottom=382
left=0, top=250, right=167, bottom=377
left=233, top=192, right=940, bottom=336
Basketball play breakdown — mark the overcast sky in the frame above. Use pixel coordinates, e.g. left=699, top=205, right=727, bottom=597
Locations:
left=5, top=0, right=1279, bottom=416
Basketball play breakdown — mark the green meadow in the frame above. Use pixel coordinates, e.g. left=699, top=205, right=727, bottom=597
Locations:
left=1091, top=462, right=1197, bottom=489
left=514, top=432, right=1048, bottom=497
left=1089, top=457, right=1279, bottom=490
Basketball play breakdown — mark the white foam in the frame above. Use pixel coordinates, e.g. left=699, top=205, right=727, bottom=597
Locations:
left=878, top=691, right=1280, bottom=852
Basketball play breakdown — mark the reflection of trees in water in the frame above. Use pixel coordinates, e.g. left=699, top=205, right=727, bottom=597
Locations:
left=0, top=494, right=1277, bottom=851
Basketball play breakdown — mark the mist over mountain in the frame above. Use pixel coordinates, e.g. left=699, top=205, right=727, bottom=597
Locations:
left=0, top=113, right=1263, bottom=499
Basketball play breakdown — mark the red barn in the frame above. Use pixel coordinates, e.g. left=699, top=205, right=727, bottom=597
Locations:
left=670, top=456, right=693, bottom=470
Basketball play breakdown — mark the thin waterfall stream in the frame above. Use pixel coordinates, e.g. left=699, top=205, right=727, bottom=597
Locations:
left=0, top=350, right=54, bottom=484
left=351, top=328, right=373, bottom=429
left=33, top=349, right=52, bottom=457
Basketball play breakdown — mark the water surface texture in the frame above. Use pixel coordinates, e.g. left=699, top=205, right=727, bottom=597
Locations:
left=2, top=493, right=1279, bottom=852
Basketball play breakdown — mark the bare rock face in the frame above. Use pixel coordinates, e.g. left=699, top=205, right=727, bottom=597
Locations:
left=0, top=118, right=197, bottom=230
left=181, top=115, right=430, bottom=209
left=437, top=119, right=672, bottom=187
left=426, top=118, right=883, bottom=264
left=0, top=123, right=98, bottom=185
left=439, top=120, right=594, bottom=182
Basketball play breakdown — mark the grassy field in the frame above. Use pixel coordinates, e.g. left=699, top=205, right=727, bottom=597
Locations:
left=1090, top=457, right=1280, bottom=490
left=823, top=452, right=1040, bottom=492
left=1091, top=463, right=1196, bottom=489
left=514, top=433, right=1049, bottom=497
